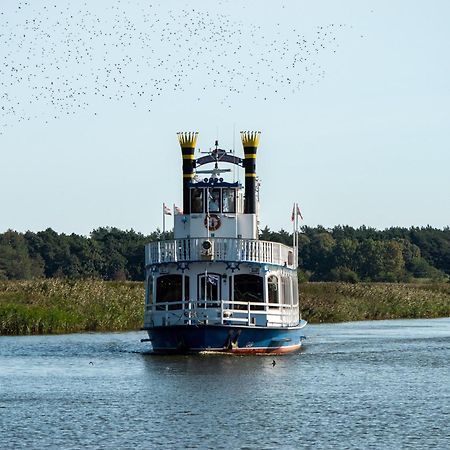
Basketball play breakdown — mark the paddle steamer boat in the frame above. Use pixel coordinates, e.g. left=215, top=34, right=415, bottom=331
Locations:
left=143, top=131, right=306, bottom=353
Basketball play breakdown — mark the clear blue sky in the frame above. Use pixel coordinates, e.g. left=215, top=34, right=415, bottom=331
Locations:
left=1, top=0, right=449, bottom=235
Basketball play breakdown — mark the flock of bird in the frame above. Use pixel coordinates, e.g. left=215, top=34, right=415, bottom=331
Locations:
left=0, top=0, right=356, bottom=133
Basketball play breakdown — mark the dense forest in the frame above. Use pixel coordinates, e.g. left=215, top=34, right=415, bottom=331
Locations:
left=0, top=226, right=449, bottom=283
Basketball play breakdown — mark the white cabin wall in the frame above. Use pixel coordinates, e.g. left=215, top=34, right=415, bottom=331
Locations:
left=174, top=215, right=190, bottom=239
left=237, top=214, right=257, bottom=239
left=174, top=213, right=258, bottom=239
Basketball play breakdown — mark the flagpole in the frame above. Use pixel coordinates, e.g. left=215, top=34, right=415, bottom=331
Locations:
left=295, top=202, right=298, bottom=267
left=293, top=202, right=296, bottom=265
left=162, top=203, right=165, bottom=235
left=204, top=268, right=207, bottom=309
left=292, top=202, right=296, bottom=250
left=206, top=187, right=210, bottom=239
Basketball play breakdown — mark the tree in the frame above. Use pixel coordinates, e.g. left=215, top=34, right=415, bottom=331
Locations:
left=332, top=238, right=359, bottom=272
left=307, top=232, right=336, bottom=280
left=382, top=241, right=405, bottom=281
left=356, top=239, right=385, bottom=281
left=0, top=230, right=44, bottom=279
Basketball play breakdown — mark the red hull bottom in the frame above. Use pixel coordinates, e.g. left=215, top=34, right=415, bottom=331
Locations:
left=197, top=342, right=303, bottom=355
left=226, top=343, right=302, bottom=354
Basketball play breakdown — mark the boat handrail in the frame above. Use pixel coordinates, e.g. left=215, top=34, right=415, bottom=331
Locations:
left=146, top=299, right=299, bottom=309
left=145, top=237, right=296, bottom=269
left=145, top=298, right=300, bottom=327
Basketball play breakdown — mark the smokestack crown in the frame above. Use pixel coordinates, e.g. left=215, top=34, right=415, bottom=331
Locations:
left=177, top=131, right=198, bottom=149
left=240, top=131, right=261, bottom=148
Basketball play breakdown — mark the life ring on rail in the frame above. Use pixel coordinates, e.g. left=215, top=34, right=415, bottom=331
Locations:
left=204, top=214, right=221, bottom=231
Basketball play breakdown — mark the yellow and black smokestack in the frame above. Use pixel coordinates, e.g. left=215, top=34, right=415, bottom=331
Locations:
left=241, top=131, right=261, bottom=214
left=177, top=132, right=198, bottom=214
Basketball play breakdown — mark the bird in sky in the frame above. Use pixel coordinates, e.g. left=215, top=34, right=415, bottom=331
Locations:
left=0, top=0, right=357, bottom=133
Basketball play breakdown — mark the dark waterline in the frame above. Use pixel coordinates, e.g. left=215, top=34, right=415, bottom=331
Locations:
left=1, top=318, right=449, bottom=449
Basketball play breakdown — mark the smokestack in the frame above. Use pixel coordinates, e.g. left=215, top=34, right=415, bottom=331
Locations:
left=177, top=131, right=198, bottom=214
left=241, top=131, right=261, bottom=214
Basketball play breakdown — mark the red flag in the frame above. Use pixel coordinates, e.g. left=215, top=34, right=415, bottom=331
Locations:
left=291, top=203, right=296, bottom=222
left=174, top=205, right=183, bottom=215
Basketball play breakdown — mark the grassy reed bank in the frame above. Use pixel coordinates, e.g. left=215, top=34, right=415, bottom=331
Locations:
left=300, top=282, right=450, bottom=323
left=0, top=279, right=143, bottom=335
left=1, top=280, right=449, bottom=335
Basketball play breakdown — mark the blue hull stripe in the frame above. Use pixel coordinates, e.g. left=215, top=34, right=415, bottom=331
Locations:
left=146, top=324, right=306, bottom=354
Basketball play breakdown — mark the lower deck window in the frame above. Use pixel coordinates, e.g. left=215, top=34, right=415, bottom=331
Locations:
left=268, top=275, right=279, bottom=308
left=146, top=275, right=153, bottom=306
left=156, top=275, right=189, bottom=310
left=233, top=274, right=264, bottom=310
left=292, top=278, right=299, bottom=306
left=198, top=274, right=220, bottom=308
left=281, top=276, right=292, bottom=306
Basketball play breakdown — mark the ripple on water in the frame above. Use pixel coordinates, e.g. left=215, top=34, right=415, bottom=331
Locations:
left=1, top=319, right=450, bottom=449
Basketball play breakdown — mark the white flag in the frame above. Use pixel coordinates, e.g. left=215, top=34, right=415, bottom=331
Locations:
left=163, top=203, right=172, bottom=215
left=297, top=204, right=304, bottom=220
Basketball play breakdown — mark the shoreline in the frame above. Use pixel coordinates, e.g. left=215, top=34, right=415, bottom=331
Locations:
left=1, top=280, right=449, bottom=335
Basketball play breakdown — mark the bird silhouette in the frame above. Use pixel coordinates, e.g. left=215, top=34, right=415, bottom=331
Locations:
left=0, top=0, right=357, bottom=133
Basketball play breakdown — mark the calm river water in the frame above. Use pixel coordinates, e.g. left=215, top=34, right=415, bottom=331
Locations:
left=1, top=318, right=449, bottom=449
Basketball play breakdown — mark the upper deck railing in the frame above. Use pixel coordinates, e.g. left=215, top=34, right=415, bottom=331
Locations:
left=145, top=238, right=296, bottom=269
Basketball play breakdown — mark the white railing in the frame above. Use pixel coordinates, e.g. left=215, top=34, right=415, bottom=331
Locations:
left=145, top=238, right=296, bottom=269
left=144, top=299, right=300, bottom=328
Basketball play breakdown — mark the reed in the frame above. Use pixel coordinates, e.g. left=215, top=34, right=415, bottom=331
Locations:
left=0, top=279, right=144, bottom=335
left=300, top=282, right=450, bottom=323
left=1, top=280, right=449, bottom=334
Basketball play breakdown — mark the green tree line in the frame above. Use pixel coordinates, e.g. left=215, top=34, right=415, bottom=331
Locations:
left=261, top=225, right=449, bottom=282
left=0, top=226, right=449, bottom=282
